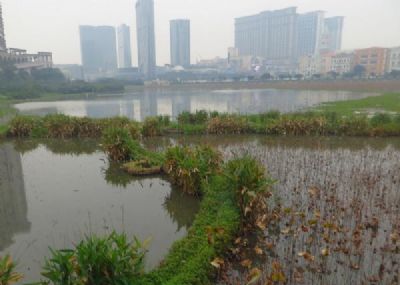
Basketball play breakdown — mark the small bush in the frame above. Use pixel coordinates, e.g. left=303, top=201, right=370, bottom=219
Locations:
left=266, top=117, right=328, bottom=136
left=164, top=145, right=221, bottom=195
left=102, top=128, right=142, bottom=162
left=370, top=113, right=392, bottom=127
left=178, top=110, right=209, bottom=125
left=224, top=157, right=274, bottom=226
left=43, top=114, right=76, bottom=138
left=339, top=116, right=369, bottom=136
left=207, top=115, right=250, bottom=135
left=142, top=117, right=163, bottom=137
left=7, top=116, right=40, bottom=138
left=41, top=232, right=148, bottom=285
left=0, top=255, right=23, bottom=285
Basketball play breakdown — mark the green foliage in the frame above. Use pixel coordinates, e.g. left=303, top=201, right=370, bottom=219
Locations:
left=41, top=232, right=148, bottom=285
left=0, top=255, right=23, bottom=285
left=164, top=145, right=221, bottom=195
left=102, top=128, right=144, bottom=162
left=224, top=157, right=274, bottom=221
left=370, top=113, right=392, bottom=127
left=142, top=117, right=164, bottom=137
left=178, top=110, right=209, bottom=125
left=138, top=174, right=240, bottom=285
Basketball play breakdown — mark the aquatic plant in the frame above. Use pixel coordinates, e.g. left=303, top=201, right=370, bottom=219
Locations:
left=122, top=159, right=162, bottom=176
left=207, top=115, right=251, bottom=135
left=163, top=145, right=221, bottom=195
left=224, top=157, right=274, bottom=227
left=7, top=116, right=40, bottom=137
left=0, top=255, right=23, bottom=285
left=102, top=127, right=139, bottom=162
left=141, top=117, right=164, bottom=137
left=41, top=232, right=148, bottom=285
left=178, top=110, right=209, bottom=125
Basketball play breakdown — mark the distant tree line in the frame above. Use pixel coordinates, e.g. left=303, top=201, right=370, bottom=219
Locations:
left=0, top=62, right=128, bottom=100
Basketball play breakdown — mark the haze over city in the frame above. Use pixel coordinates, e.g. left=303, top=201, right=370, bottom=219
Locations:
left=2, top=0, right=400, bottom=65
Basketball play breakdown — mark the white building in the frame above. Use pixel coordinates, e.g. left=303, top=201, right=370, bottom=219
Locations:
left=117, top=24, right=132, bottom=69
left=331, top=52, right=354, bottom=74
left=387, top=47, right=400, bottom=72
left=321, top=17, right=344, bottom=52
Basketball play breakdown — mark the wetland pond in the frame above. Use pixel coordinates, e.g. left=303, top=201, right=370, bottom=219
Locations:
left=1, top=136, right=400, bottom=284
left=14, top=89, right=377, bottom=121
left=0, top=139, right=199, bottom=283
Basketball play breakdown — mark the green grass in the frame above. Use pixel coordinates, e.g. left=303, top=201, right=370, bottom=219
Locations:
left=316, top=93, right=400, bottom=116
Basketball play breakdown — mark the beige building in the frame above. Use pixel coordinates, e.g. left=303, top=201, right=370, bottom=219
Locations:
left=354, top=47, right=388, bottom=76
left=298, top=54, right=321, bottom=77
left=331, top=52, right=355, bottom=74
left=0, top=48, right=53, bottom=70
left=387, top=47, right=400, bottom=72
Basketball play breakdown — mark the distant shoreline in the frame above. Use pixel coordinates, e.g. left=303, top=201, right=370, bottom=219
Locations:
left=126, top=79, right=400, bottom=93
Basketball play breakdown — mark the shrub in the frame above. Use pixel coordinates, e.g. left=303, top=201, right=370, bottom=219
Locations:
left=41, top=232, right=148, bottom=285
left=207, top=115, right=250, bottom=135
left=178, top=110, right=209, bottom=125
left=370, top=113, right=392, bottom=127
left=100, top=117, right=141, bottom=139
left=164, top=145, right=221, bottom=195
left=7, top=116, right=40, bottom=138
left=43, top=114, right=76, bottom=138
left=266, top=117, right=328, bottom=136
left=102, top=128, right=142, bottom=162
left=0, top=255, right=23, bottom=285
left=339, top=116, right=369, bottom=136
left=142, top=117, right=163, bottom=137
left=224, top=157, right=274, bottom=226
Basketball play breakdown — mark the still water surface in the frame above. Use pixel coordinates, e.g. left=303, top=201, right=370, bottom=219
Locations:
left=0, top=140, right=199, bottom=283
left=15, top=89, right=376, bottom=121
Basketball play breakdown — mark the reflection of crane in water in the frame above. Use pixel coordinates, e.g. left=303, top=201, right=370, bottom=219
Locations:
left=0, top=143, right=31, bottom=251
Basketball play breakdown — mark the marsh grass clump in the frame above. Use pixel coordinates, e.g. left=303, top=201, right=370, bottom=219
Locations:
left=164, top=145, right=221, bottom=195
left=0, top=255, right=23, bottom=285
left=224, top=157, right=274, bottom=227
left=100, top=117, right=141, bottom=139
left=41, top=232, right=148, bottom=285
left=43, top=114, right=77, bottom=138
left=122, top=159, right=162, bottom=176
left=266, top=116, right=328, bottom=136
left=207, top=115, right=251, bottom=135
left=102, top=127, right=144, bottom=162
left=178, top=110, right=209, bottom=125
left=141, top=117, right=165, bottom=137
left=7, top=116, right=41, bottom=138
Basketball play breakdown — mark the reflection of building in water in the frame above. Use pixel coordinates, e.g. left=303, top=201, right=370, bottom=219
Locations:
left=0, top=144, right=30, bottom=251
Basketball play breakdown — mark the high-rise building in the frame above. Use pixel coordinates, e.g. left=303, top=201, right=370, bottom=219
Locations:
left=117, top=24, right=132, bottom=69
left=0, top=2, right=7, bottom=51
left=235, top=7, right=344, bottom=73
left=79, top=25, right=117, bottom=78
left=297, top=11, right=325, bottom=57
left=136, top=0, right=156, bottom=79
left=170, top=19, right=190, bottom=67
left=322, top=17, right=344, bottom=52
left=235, top=7, right=298, bottom=73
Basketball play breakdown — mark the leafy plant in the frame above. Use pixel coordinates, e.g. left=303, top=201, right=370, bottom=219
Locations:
left=41, top=232, right=149, bottom=285
left=164, top=145, right=221, bottom=195
left=142, top=117, right=163, bottom=137
left=0, top=255, right=23, bottom=285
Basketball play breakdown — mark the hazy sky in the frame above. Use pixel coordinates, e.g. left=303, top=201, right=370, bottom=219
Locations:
left=2, top=0, right=400, bottom=65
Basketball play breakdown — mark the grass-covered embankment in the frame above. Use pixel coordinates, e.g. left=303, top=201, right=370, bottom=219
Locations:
left=316, top=92, right=400, bottom=116
left=3, top=93, right=400, bottom=139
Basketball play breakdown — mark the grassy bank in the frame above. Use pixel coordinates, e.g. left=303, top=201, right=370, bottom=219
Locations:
left=316, top=92, right=400, bottom=116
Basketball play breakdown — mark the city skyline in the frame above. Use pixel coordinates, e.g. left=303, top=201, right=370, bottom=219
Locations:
left=1, top=0, right=400, bottom=65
